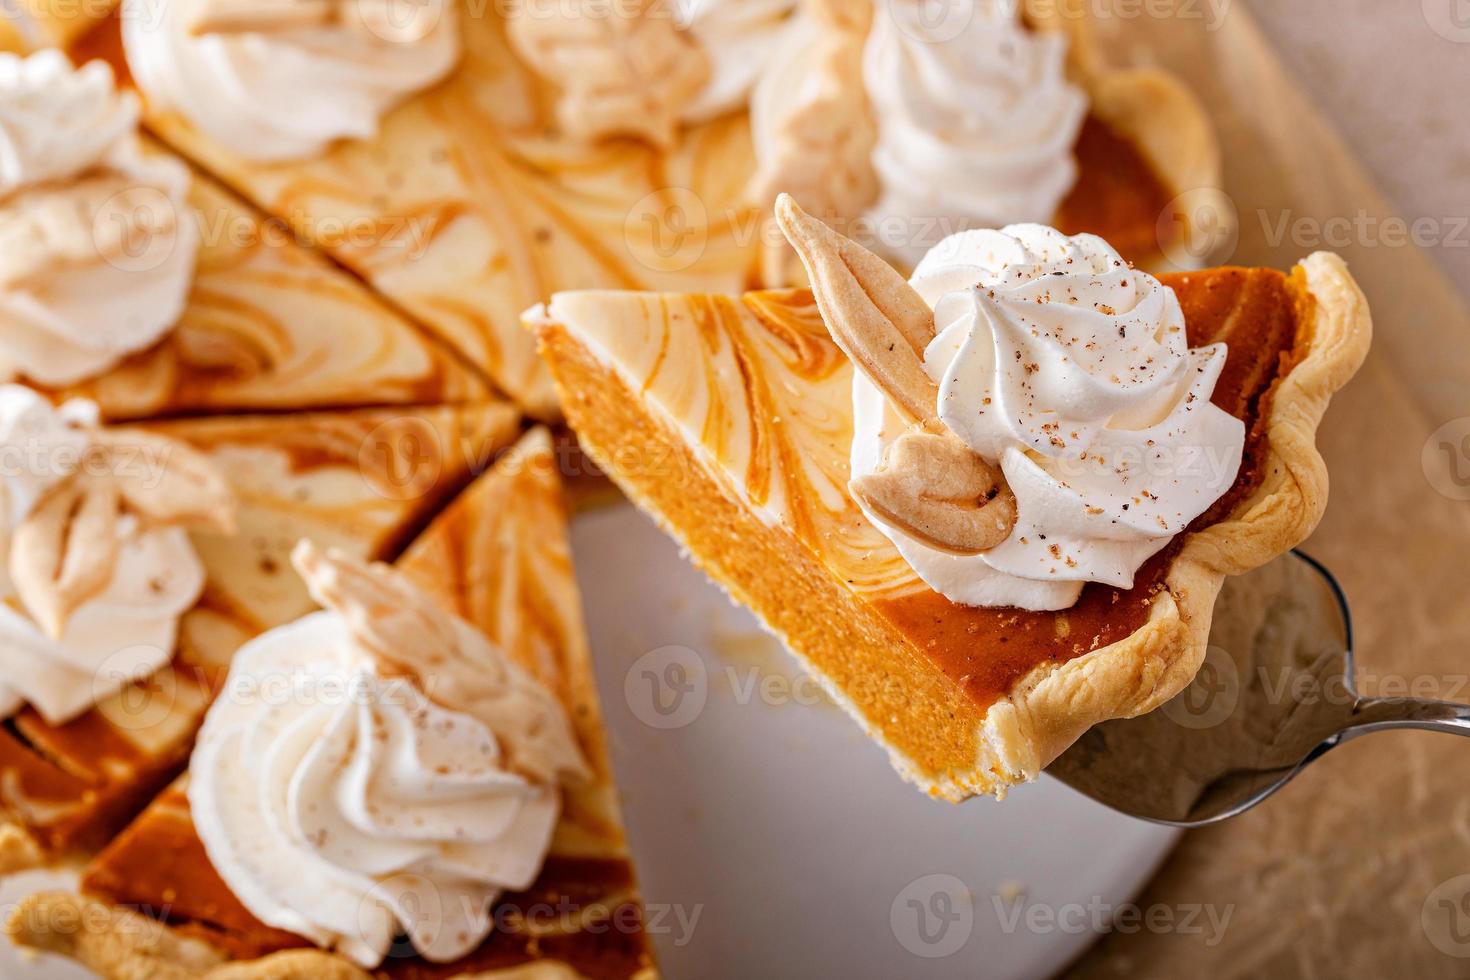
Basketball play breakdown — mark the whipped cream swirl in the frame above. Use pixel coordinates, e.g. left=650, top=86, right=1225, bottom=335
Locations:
left=852, top=226, right=1244, bottom=610
left=0, top=51, right=197, bottom=387
left=191, top=543, right=589, bottom=968
left=674, top=0, right=800, bottom=123
left=0, top=386, right=207, bottom=724
left=123, top=0, right=460, bottom=162
left=861, top=0, right=1088, bottom=266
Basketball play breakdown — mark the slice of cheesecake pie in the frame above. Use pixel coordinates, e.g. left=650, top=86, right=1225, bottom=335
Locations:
left=531, top=197, right=1371, bottom=802
left=9, top=430, right=654, bottom=980
left=0, top=397, right=518, bottom=875
left=0, top=50, right=484, bottom=420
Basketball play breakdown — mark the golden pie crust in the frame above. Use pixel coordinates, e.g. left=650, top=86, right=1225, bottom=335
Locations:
left=7, top=431, right=655, bottom=980
left=1030, top=0, right=1230, bottom=269
left=530, top=253, right=1370, bottom=801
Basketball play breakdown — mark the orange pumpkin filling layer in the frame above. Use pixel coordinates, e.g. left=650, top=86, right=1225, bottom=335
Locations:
left=1059, top=114, right=1178, bottom=269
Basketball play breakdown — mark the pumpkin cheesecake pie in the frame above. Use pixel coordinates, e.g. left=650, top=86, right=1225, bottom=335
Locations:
left=529, top=197, right=1371, bottom=801
left=0, top=394, right=518, bottom=875
left=43, top=0, right=1224, bottom=419
left=0, top=50, right=484, bottom=420
left=9, top=430, right=654, bottom=980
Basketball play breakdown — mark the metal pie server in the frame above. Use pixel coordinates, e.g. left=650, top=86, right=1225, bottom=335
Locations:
left=1046, top=550, right=1469, bottom=826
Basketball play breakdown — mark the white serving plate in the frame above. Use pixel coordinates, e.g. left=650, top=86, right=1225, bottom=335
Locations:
left=0, top=501, right=1178, bottom=980
left=571, top=503, right=1178, bottom=979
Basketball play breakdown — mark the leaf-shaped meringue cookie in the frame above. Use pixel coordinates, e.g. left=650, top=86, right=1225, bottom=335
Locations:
left=10, top=476, right=122, bottom=640
left=850, top=420, right=1017, bottom=556
left=291, top=541, right=591, bottom=787
left=776, top=195, right=1019, bottom=553
left=775, top=194, right=937, bottom=422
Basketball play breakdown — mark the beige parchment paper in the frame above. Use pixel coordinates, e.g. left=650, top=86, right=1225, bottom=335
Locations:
left=1064, top=3, right=1470, bottom=977
left=1, top=1, right=1467, bottom=974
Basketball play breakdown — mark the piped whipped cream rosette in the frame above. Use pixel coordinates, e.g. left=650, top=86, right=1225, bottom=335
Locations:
left=752, top=0, right=1090, bottom=267
left=776, top=196, right=1244, bottom=612
left=123, top=0, right=461, bottom=161
left=189, top=541, right=591, bottom=969
left=0, top=385, right=234, bottom=724
left=860, top=0, right=1087, bottom=261
left=0, top=51, right=198, bottom=387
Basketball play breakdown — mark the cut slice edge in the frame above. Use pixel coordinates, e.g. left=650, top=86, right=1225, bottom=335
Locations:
left=1084, top=67, right=1230, bottom=272
left=62, top=8, right=764, bottom=422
